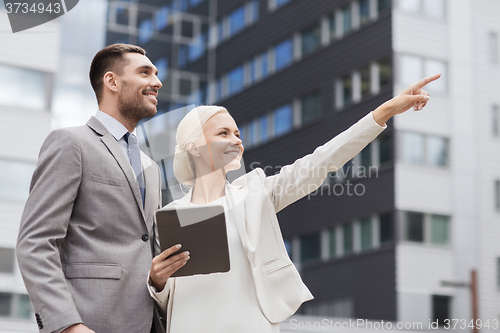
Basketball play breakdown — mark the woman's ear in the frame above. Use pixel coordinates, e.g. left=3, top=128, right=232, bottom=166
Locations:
left=186, top=142, right=200, bottom=158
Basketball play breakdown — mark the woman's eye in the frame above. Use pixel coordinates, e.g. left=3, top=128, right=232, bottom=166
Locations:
left=219, top=131, right=227, bottom=135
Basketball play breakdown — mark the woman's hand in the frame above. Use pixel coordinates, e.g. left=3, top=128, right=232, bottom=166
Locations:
left=372, top=73, right=441, bottom=126
left=150, top=244, right=190, bottom=291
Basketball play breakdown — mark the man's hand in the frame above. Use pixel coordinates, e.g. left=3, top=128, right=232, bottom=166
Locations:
left=150, top=244, right=190, bottom=291
left=61, top=324, right=95, bottom=333
left=372, top=73, right=441, bottom=126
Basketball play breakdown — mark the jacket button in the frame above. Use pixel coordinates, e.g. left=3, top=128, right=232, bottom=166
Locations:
left=142, top=234, right=149, bottom=242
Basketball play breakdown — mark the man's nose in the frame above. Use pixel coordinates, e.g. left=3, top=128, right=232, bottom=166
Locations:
left=152, top=75, right=162, bottom=89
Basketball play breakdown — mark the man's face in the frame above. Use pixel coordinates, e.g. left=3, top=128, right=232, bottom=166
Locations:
left=116, top=53, right=162, bottom=123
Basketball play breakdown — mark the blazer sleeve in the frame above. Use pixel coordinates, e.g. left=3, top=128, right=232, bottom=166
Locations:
left=16, top=129, right=83, bottom=332
left=262, top=112, right=387, bottom=213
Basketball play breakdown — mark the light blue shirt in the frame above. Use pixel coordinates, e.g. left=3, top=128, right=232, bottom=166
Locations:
left=94, top=110, right=141, bottom=167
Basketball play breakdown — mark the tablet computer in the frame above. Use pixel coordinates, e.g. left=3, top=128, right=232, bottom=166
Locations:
left=155, top=205, right=230, bottom=277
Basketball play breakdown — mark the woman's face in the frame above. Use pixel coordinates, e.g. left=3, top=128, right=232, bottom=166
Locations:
left=191, top=112, right=244, bottom=175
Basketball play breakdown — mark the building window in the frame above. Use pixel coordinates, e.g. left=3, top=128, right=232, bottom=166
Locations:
left=138, top=18, right=153, bottom=44
left=360, top=218, right=373, bottom=250
left=341, top=5, right=352, bottom=35
left=0, top=247, right=15, bottom=273
left=378, top=0, right=391, bottom=13
left=401, top=132, right=425, bottom=164
left=154, top=5, right=170, bottom=32
left=426, top=135, right=448, bottom=166
left=359, top=0, right=370, bottom=25
left=432, top=295, right=451, bottom=326
left=258, top=114, right=269, bottom=144
left=401, top=132, right=449, bottom=167
left=249, top=0, right=260, bottom=23
left=300, top=232, right=321, bottom=264
left=400, top=54, right=446, bottom=93
left=493, top=105, right=499, bottom=137
left=0, top=293, right=12, bottom=316
left=301, top=23, right=322, bottom=56
left=0, top=64, right=48, bottom=110
left=343, top=223, right=354, bottom=255
left=379, top=213, right=393, bottom=244
left=378, top=135, right=392, bottom=165
left=400, top=0, right=445, bottom=18
left=227, top=66, right=244, bottom=96
left=360, top=65, right=371, bottom=99
left=341, top=74, right=353, bottom=107
left=490, top=32, right=498, bottom=64
left=300, top=91, right=321, bottom=125
left=0, top=159, right=36, bottom=202
left=329, top=12, right=337, bottom=41
left=431, top=214, right=449, bottom=245
left=261, top=51, right=270, bottom=79
left=406, top=212, right=424, bottom=242
left=329, top=228, right=337, bottom=257
left=378, top=56, right=392, bottom=89
left=229, top=5, right=246, bottom=36
left=155, top=57, right=169, bottom=82
left=495, top=180, right=500, bottom=212
left=0, top=293, right=33, bottom=319
left=273, top=104, right=293, bottom=137
left=274, top=38, right=293, bottom=71
left=276, top=0, right=291, bottom=9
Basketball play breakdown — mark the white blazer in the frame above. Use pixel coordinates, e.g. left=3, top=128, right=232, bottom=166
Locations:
left=149, top=112, right=386, bottom=331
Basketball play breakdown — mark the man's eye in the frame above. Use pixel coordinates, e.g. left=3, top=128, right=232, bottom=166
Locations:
left=219, top=131, right=227, bottom=135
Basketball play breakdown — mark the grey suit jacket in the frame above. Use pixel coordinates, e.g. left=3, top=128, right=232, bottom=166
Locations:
left=17, top=117, right=162, bottom=333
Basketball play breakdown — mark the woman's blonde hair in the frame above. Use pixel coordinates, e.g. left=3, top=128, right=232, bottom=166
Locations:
left=173, top=105, right=229, bottom=188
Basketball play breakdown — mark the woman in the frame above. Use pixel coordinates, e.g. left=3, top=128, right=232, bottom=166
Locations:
left=148, top=74, right=440, bottom=332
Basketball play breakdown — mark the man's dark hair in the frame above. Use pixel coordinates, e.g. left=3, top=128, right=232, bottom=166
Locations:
left=89, top=43, right=146, bottom=103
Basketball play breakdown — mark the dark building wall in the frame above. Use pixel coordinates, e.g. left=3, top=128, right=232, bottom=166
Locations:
left=301, top=246, right=397, bottom=321
left=216, top=0, right=397, bottom=320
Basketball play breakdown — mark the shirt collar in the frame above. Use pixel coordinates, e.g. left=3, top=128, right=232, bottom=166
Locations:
left=95, top=110, right=137, bottom=141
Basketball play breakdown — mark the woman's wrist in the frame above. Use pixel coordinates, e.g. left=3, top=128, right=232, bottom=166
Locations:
left=372, top=100, right=396, bottom=126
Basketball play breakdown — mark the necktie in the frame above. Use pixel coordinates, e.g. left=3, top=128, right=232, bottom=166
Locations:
left=125, top=133, right=145, bottom=208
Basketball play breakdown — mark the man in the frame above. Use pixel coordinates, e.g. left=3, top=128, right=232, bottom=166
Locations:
left=16, top=44, right=174, bottom=333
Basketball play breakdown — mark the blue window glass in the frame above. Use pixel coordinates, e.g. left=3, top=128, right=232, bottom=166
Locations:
left=247, top=120, right=256, bottom=147
left=180, top=0, right=189, bottom=12
left=216, top=77, right=224, bottom=101
left=189, top=32, right=206, bottom=62
left=138, top=18, right=153, bottom=44
left=155, top=57, right=168, bottom=82
left=274, top=38, right=293, bottom=71
left=229, top=6, right=245, bottom=37
left=250, top=0, right=259, bottom=23
left=217, top=20, right=225, bottom=43
left=273, top=104, right=292, bottom=137
left=190, top=0, right=204, bottom=7
left=228, top=66, right=244, bottom=96
left=259, top=114, right=269, bottom=143
left=261, top=52, right=269, bottom=79
left=300, top=232, right=320, bottom=264
left=301, top=23, right=321, bottom=56
left=342, top=5, right=352, bottom=35
left=178, top=45, right=188, bottom=68
left=155, top=5, right=169, bottom=31
left=276, top=0, right=291, bottom=9
left=249, top=58, right=257, bottom=84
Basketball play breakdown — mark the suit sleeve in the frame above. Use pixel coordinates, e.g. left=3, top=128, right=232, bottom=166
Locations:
left=16, top=129, right=83, bottom=332
left=262, top=112, right=387, bottom=213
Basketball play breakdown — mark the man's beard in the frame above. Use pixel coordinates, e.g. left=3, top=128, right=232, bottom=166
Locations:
left=118, top=83, right=157, bottom=124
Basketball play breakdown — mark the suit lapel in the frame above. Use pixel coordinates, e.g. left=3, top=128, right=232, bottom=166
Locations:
left=100, top=133, right=147, bottom=222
